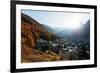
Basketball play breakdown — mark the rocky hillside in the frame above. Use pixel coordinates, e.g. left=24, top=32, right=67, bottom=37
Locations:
left=21, top=13, right=61, bottom=63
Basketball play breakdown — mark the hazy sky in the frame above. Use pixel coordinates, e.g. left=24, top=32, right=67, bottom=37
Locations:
left=22, top=10, right=90, bottom=30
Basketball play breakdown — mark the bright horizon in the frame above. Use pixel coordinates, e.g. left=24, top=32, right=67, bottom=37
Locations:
left=22, top=10, right=90, bottom=30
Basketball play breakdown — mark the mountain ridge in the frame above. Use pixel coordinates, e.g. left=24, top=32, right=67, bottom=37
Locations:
left=21, top=13, right=61, bottom=63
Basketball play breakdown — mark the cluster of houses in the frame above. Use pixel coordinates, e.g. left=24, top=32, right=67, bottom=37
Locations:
left=35, top=38, right=90, bottom=60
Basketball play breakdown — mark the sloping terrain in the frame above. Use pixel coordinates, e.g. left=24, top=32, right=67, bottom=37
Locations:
left=21, top=13, right=90, bottom=62
left=21, top=13, right=61, bottom=63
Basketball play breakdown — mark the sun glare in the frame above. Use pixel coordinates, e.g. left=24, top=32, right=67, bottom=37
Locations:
left=22, top=10, right=89, bottom=31
left=65, top=17, right=81, bottom=30
left=53, top=16, right=82, bottom=30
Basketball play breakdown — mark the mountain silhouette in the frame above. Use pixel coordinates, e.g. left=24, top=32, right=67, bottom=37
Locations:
left=51, top=20, right=90, bottom=40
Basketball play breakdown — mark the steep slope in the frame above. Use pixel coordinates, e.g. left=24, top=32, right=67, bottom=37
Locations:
left=21, top=13, right=61, bottom=63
